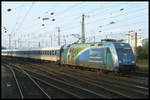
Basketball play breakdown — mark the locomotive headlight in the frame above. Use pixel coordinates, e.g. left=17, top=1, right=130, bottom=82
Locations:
left=119, top=60, right=122, bottom=63
left=132, top=60, right=135, bottom=63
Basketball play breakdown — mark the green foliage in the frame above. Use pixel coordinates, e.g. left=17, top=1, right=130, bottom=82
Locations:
left=136, top=41, right=148, bottom=60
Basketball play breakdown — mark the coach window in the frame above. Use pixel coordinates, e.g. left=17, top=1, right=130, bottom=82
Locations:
left=54, top=50, right=56, bottom=55
left=53, top=50, right=55, bottom=55
left=49, top=50, right=51, bottom=55
left=48, top=50, right=50, bottom=55
left=46, top=51, right=47, bottom=55
left=52, top=50, right=54, bottom=55
left=48, top=51, right=50, bottom=55
left=47, top=51, right=49, bottom=55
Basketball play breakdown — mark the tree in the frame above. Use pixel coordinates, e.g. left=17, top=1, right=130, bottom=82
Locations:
left=136, top=41, right=148, bottom=60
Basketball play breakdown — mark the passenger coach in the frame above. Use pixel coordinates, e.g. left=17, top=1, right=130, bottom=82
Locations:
left=2, top=46, right=61, bottom=62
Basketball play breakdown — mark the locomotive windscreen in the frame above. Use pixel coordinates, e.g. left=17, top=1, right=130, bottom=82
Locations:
left=114, top=43, right=135, bottom=65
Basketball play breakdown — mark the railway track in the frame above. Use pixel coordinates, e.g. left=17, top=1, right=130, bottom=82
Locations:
left=5, top=62, right=149, bottom=98
left=21, top=62, right=149, bottom=98
left=2, top=57, right=149, bottom=98
left=3, top=64, right=51, bottom=99
left=3, top=62, right=108, bottom=98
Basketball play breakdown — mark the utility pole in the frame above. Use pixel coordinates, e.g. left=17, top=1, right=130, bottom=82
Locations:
left=135, top=32, right=137, bottom=61
left=56, top=27, right=60, bottom=46
left=38, top=42, right=40, bottom=48
left=9, top=34, right=11, bottom=49
left=63, top=35, right=66, bottom=45
left=15, top=40, right=16, bottom=49
left=93, top=36, right=95, bottom=43
left=18, top=39, right=19, bottom=49
left=81, top=14, right=85, bottom=43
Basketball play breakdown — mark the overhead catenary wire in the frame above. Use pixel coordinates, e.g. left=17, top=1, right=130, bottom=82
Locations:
left=4, top=2, right=147, bottom=47
left=10, top=4, right=26, bottom=37
left=20, top=2, right=138, bottom=34
left=16, top=5, right=148, bottom=41
left=20, top=2, right=85, bottom=33
left=15, top=2, right=35, bottom=33
left=57, top=6, right=147, bottom=33
left=86, top=7, right=147, bottom=25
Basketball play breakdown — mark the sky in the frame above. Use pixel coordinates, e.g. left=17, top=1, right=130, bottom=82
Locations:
left=2, top=1, right=149, bottom=49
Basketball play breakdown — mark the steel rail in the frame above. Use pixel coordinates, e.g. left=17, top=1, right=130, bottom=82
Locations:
left=3, top=64, right=24, bottom=99
left=24, top=63, right=149, bottom=97
left=30, top=75, right=82, bottom=98
left=11, top=65, right=52, bottom=99
left=13, top=64, right=109, bottom=98
left=9, top=64, right=82, bottom=98
left=54, top=69, right=149, bottom=95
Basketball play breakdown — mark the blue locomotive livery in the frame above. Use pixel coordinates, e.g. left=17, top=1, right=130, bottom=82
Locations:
left=2, top=39, right=137, bottom=73
left=60, top=40, right=136, bottom=72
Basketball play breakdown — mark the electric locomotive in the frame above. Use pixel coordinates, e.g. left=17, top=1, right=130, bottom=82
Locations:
left=60, top=39, right=136, bottom=72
